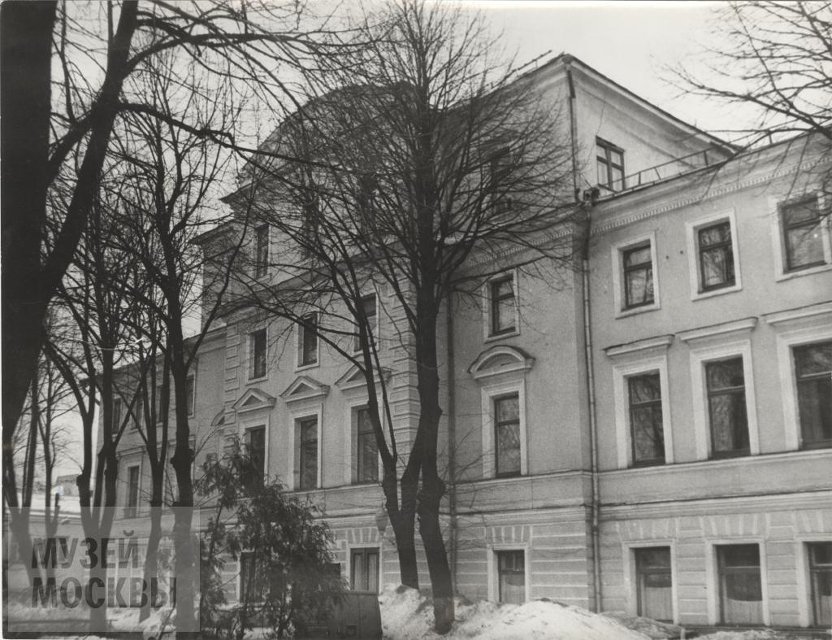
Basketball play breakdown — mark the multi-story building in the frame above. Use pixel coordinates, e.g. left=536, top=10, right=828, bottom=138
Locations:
left=114, top=54, right=832, bottom=630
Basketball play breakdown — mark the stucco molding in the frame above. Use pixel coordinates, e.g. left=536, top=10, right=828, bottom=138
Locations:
left=231, top=387, right=276, bottom=413
left=762, top=301, right=832, bottom=327
left=280, top=375, right=329, bottom=404
left=468, top=345, right=535, bottom=381
left=677, top=317, right=757, bottom=344
left=604, top=334, right=673, bottom=358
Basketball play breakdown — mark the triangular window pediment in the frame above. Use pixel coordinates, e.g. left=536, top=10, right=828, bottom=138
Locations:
left=280, top=376, right=329, bottom=403
left=232, top=388, right=276, bottom=414
left=335, top=364, right=392, bottom=392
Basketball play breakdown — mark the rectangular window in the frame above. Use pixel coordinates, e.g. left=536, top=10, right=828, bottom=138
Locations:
left=299, top=417, right=318, bottom=490
left=132, top=391, right=143, bottom=430
left=355, top=407, right=378, bottom=484
left=706, top=357, right=750, bottom=457
left=489, top=147, right=513, bottom=214
left=494, top=394, right=521, bottom=477
left=240, top=551, right=270, bottom=603
left=298, top=313, right=319, bottom=367
left=186, top=375, right=195, bottom=416
left=353, top=293, right=377, bottom=353
left=112, top=397, right=123, bottom=432
left=597, top=138, right=625, bottom=191
left=628, top=373, right=665, bottom=465
left=698, top=221, right=735, bottom=291
left=808, top=542, right=832, bottom=627
left=155, top=382, right=167, bottom=423
left=246, top=426, right=266, bottom=487
left=623, top=243, right=654, bottom=309
left=250, top=328, right=267, bottom=380
left=490, top=275, right=516, bottom=336
left=635, top=547, right=673, bottom=622
left=125, top=465, right=140, bottom=518
left=717, top=544, right=763, bottom=625
left=255, top=224, right=269, bottom=278
left=350, top=548, right=379, bottom=593
left=496, top=550, right=525, bottom=604
left=794, top=341, right=832, bottom=449
left=781, top=197, right=825, bottom=272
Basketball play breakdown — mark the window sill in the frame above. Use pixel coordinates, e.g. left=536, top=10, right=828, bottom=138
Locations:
left=247, top=375, right=268, bottom=385
left=801, top=440, right=832, bottom=451
left=484, top=328, right=520, bottom=344
left=630, top=459, right=666, bottom=469
left=775, top=261, right=832, bottom=282
left=615, top=302, right=660, bottom=319
left=692, top=283, right=742, bottom=302
left=709, top=449, right=751, bottom=460
left=295, top=362, right=319, bottom=373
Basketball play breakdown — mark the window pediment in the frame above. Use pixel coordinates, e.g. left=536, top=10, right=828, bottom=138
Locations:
left=335, top=364, right=392, bottom=392
left=280, top=375, right=329, bottom=403
left=232, top=388, right=276, bottom=414
left=468, top=345, right=534, bottom=382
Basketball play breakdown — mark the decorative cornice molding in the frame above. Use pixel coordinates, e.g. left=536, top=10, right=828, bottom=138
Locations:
left=468, top=344, right=535, bottom=381
left=604, top=334, right=674, bottom=358
left=677, top=317, right=758, bottom=344
left=280, top=375, right=329, bottom=403
left=762, top=301, right=832, bottom=327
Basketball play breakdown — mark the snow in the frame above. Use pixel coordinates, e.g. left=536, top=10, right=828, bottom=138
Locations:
left=379, top=584, right=651, bottom=640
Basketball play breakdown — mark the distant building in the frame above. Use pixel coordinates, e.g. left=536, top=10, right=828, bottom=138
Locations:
left=111, top=55, right=832, bottom=629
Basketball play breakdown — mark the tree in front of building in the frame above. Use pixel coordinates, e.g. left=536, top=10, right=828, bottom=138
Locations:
left=198, top=447, right=342, bottom=640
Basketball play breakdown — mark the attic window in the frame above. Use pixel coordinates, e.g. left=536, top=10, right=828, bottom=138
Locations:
left=597, top=138, right=625, bottom=191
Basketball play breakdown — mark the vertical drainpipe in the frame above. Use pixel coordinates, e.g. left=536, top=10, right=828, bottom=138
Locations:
left=566, top=58, right=603, bottom=613
left=446, top=289, right=457, bottom=595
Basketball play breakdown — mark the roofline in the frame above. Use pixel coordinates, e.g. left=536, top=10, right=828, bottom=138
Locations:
left=524, top=52, right=736, bottom=153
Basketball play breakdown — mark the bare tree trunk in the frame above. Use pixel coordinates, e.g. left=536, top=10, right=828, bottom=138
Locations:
left=140, top=461, right=164, bottom=622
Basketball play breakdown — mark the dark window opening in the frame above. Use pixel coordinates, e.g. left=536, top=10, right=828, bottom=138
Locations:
left=794, top=342, right=832, bottom=449
left=635, top=547, right=673, bottom=622
left=497, top=550, right=525, bottom=604
left=597, top=138, right=625, bottom=191
left=299, top=417, right=318, bottom=490
left=355, top=407, right=378, bottom=484
left=809, top=542, right=832, bottom=627
left=628, top=373, right=665, bottom=465
left=698, top=221, right=735, bottom=291
left=298, top=313, right=319, bottom=367
left=490, top=275, right=516, bottom=336
left=781, top=196, right=825, bottom=272
left=350, top=548, right=379, bottom=593
left=251, top=329, right=267, bottom=379
left=717, top=544, right=763, bottom=625
left=494, top=393, right=521, bottom=477
left=623, top=244, right=654, bottom=309
left=255, top=224, right=269, bottom=278
left=706, top=357, right=750, bottom=457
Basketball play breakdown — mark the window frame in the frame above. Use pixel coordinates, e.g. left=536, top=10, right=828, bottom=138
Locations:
left=349, top=546, right=381, bottom=593
left=248, top=326, right=268, bottom=382
left=185, top=373, right=195, bottom=417
left=484, top=270, right=519, bottom=341
left=611, top=353, right=674, bottom=469
left=487, top=544, right=529, bottom=604
left=296, top=312, right=320, bottom=371
left=480, top=380, right=528, bottom=479
left=705, top=356, right=751, bottom=459
left=254, top=224, right=270, bottom=279
left=806, top=541, right=832, bottom=627
left=688, top=339, right=759, bottom=461
left=623, top=541, right=678, bottom=624
left=770, top=193, right=832, bottom=281
left=611, top=233, right=660, bottom=318
left=627, top=372, right=667, bottom=467
left=713, top=543, right=767, bottom=626
left=792, top=340, right=832, bottom=450
left=353, top=292, right=379, bottom=355
left=352, top=404, right=379, bottom=485
left=596, top=137, right=625, bottom=192
left=112, top=396, right=124, bottom=433
left=245, top=425, right=267, bottom=487
left=297, top=415, right=319, bottom=491
left=686, top=211, right=742, bottom=300
left=488, top=146, right=514, bottom=214
left=125, top=462, right=141, bottom=518
left=493, top=392, right=522, bottom=478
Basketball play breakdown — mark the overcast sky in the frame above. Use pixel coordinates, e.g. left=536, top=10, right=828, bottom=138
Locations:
left=453, top=1, right=742, bottom=140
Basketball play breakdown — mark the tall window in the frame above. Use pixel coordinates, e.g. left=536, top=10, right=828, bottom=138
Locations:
left=298, top=313, right=318, bottom=367
left=494, top=394, right=521, bottom=477
left=794, top=341, right=832, bottom=449
left=623, top=243, right=654, bottom=309
left=186, top=375, right=195, bottom=416
left=112, top=397, right=123, bottom=432
left=635, top=547, right=672, bottom=622
left=355, top=407, right=378, bottom=484
left=496, top=550, right=525, bottom=604
left=246, top=426, right=266, bottom=487
left=628, top=373, right=665, bottom=465
left=706, top=357, right=750, bottom=457
left=597, top=138, right=625, bottom=191
left=240, top=552, right=270, bottom=603
left=255, top=224, right=269, bottom=278
left=489, top=147, right=513, bottom=214
left=126, top=465, right=140, bottom=518
left=489, top=275, right=516, bottom=336
left=781, top=196, right=825, bottom=272
left=698, top=221, right=735, bottom=291
left=717, top=544, right=763, bottom=625
left=298, top=417, right=318, bottom=490
left=132, top=391, right=143, bottom=430
left=350, top=548, right=379, bottom=592
left=250, top=328, right=267, bottom=380
left=353, top=293, right=377, bottom=353
left=809, top=542, right=832, bottom=627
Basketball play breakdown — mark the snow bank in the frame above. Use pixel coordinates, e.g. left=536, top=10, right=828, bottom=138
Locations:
left=379, top=584, right=651, bottom=640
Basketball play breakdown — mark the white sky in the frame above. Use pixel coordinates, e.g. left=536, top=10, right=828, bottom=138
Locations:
left=450, top=0, right=743, bottom=139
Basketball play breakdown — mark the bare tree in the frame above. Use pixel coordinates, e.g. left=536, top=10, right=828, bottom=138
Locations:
left=223, top=1, right=577, bottom=630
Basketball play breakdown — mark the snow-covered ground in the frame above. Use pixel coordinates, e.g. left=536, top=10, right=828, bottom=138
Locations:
left=378, top=585, right=824, bottom=640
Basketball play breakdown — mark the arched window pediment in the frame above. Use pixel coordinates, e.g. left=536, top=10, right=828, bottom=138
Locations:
left=468, top=345, right=534, bottom=382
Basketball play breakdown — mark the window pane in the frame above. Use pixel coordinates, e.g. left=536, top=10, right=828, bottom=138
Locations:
left=718, top=545, right=763, bottom=625
left=624, top=246, right=651, bottom=267
left=636, top=548, right=672, bottom=622
left=701, top=246, right=734, bottom=289
left=795, top=342, right=832, bottom=376
left=497, top=551, right=525, bottom=604
left=707, top=358, right=745, bottom=391
left=251, top=329, right=267, bottom=379
left=299, top=418, right=317, bottom=489
left=186, top=376, right=195, bottom=415
left=357, top=408, right=379, bottom=483
left=783, top=198, right=820, bottom=226
left=631, top=405, right=665, bottom=462
left=709, top=393, right=749, bottom=453
left=491, top=277, right=515, bottom=334
left=786, top=226, right=825, bottom=269
left=496, top=423, right=521, bottom=475
left=300, top=314, right=318, bottom=366
left=495, top=395, right=519, bottom=423
left=247, top=427, right=266, bottom=485
left=699, top=222, right=731, bottom=246
left=629, top=374, right=661, bottom=403
left=597, top=159, right=609, bottom=187
left=625, top=267, right=654, bottom=307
